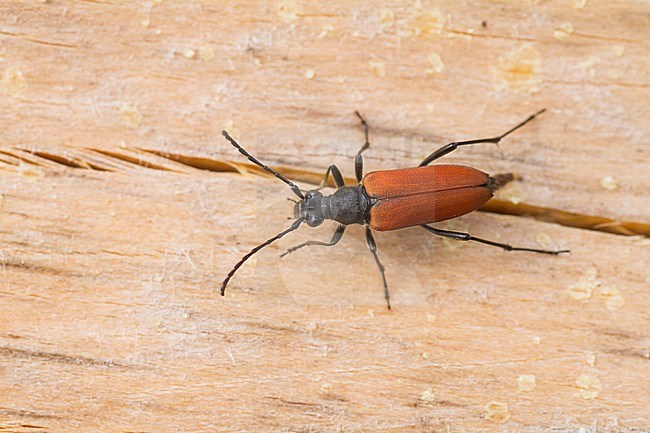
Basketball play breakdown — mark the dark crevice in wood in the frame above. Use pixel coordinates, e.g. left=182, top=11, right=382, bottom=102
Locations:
left=0, top=406, right=59, bottom=420
left=139, top=148, right=239, bottom=173
left=478, top=200, right=648, bottom=237
left=0, top=346, right=127, bottom=368
left=0, top=150, right=46, bottom=166
left=87, top=148, right=177, bottom=172
left=3, top=147, right=647, bottom=238
left=30, top=151, right=90, bottom=169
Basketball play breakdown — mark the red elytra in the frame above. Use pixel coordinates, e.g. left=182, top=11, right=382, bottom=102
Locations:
left=364, top=165, right=493, bottom=231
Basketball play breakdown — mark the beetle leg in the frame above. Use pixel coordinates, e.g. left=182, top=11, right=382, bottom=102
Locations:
left=280, top=224, right=346, bottom=257
left=318, top=165, right=345, bottom=190
left=421, top=224, right=570, bottom=255
left=419, top=109, right=546, bottom=167
left=365, top=226, right=392, bottom=310
left=354, top=111, right=371, bottom=182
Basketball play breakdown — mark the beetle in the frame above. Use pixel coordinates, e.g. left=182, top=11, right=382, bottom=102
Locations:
left=220, top=110, right=569, bottom=309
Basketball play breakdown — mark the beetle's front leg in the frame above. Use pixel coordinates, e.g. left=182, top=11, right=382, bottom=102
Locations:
left=281, top=224, right=346, bottom=257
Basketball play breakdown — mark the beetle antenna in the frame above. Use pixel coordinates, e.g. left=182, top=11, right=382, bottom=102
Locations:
left=220, top=218, right=304, bottom=296
left=222, top=131, right=305, bottom=199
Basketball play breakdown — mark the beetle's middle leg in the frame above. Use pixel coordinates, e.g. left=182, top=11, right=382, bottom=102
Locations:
left=420, top=224, right=570, bottom=255
left=354, top=111, right=371, bottom=182
left=419, top=109, right=546, bottom=166
left=280, top=224, right=346, bottom=257
left=317, top=165, right=345, bottom=190
left=365, top=226, right=392, bottom=310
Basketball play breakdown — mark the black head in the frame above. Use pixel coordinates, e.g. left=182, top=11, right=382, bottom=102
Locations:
left=294, top=190, right=325, bottom=227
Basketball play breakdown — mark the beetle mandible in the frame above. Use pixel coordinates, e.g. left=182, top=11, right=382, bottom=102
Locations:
left=220, top=110, right=569, bottom=309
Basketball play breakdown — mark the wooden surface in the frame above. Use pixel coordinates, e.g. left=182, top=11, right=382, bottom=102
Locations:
left=1, top=1, right=649, bottom=432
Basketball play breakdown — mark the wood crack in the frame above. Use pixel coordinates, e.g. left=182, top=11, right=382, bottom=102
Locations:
left=2, top=147, right=648, bottom=237
left=0, top=346, right=127, bottom=369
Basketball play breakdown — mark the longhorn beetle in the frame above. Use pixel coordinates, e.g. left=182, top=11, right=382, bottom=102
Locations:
left=220, top=110, right=569, bottom=309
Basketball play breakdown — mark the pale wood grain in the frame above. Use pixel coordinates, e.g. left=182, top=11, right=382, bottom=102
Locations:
left=1, top=170, right=649, bottom=432
left=1, top=1, right=648, bottom=432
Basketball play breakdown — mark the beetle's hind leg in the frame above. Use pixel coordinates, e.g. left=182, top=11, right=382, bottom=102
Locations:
left=419, top=109, right=546, bottom=167
left=420, top=224, right=570, bottom=255
left=280, top=224, right=346, bottom=257
left=365, top=227, right=392, bottom=310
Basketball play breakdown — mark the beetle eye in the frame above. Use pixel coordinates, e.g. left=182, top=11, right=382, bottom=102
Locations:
left=306, top=214, right=323, bottom=227
left=306, top=190, right=318, bottom=199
